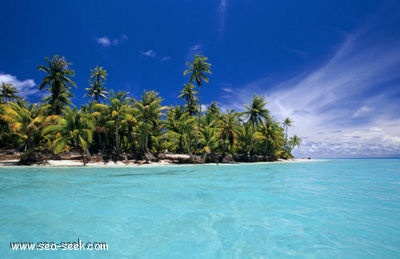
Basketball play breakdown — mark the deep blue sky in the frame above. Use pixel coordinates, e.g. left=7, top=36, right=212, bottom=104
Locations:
left=1, top=0, right=400, bottom=157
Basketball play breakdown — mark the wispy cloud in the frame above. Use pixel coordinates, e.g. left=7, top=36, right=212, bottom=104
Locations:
left=0, top=73, right=38, bottom=98
left=186, top=43, right=203, bottom=60
left=222, top=87, right=232, bottom=93
left=96, top=34, right=128, bottom=47
left=218, top=0, right=228, bottom=35
left=161, top=56, right=171, bottom=62
left=140, top=50, right=157, bottom=58
left=222, top=9, right=400, bottom=157
left=190, top=44, right=202, bottom=53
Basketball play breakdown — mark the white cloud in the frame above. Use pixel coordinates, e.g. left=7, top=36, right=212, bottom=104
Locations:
left=0, top=73, right=37, bottom=98
left=97, top=37, right=111, bottom=47
left=219, top=0, right=228, bottom=34
left=221, top=11, right=400, bottom=158
left=190, top=44, right=202, bottom=52
left=161, top=56, right=171, bottom=62
left=353, top=106, right=373, bottom=118
left=96, top=34, right=128, bottom=47
left=222, top=87, right=233, bottom=93
left=140, top=50, right=157, bottom=58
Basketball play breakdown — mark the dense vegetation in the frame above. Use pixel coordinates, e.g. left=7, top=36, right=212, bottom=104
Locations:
left=0, top=55, right=301, bottom=164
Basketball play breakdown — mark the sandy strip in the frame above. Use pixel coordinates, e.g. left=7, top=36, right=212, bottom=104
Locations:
left=0, top=159, right=177, bottom=167
left=0, top=158, right=315, bottom=167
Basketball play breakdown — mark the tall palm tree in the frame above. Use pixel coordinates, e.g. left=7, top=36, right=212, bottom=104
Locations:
left=94, top=91, right=135, bottom=155
left=220, top=110, right=239, bottom=154
left=183, top=55, right=211, bottom=116
left=38, top=55, right=76, bottom=115
left=135, top=90, right=165, bottom=153
left=178, top=83, right=198, bottom=116
left=0, top=82, right=21, bottom=103
left=243, top=95, right=270, bottom=157
left=244, top=95, right=270, bottom=130
left=85, top=66, right=108, bottom=102
left=283, top=117, right=293, bottom=148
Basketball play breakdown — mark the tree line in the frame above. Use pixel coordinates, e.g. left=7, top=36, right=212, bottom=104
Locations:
left=0, top=54, right=301, bottom=164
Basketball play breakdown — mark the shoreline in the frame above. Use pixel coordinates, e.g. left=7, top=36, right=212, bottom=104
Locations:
left=0, top=158, right=314, bottom=168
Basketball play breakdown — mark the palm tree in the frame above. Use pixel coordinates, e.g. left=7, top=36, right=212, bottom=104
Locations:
left=236, top=123, right=253, bottom=156
left=0, top=82, right=21, bottom=103
left=243, top=95, right=270, bottom=157
left=178, top=83, right=198, bottom=116
left=42, top=107, right=95, bottom=163
left=199, top=117, right=220, bottom=162
left=220, top=110, right=239, bottom=154
left=38, top=55, right=76, bottom=115
left=244, top=95, right=270, bottom=130
left=164, top=106, right=186, bottom=153
left=135, top=90, right=165, bottom=153
left=94, top=91, right=135, bottom=156
left=183, top=55, right=211, bottom=116
left=207, top=102, right=220, bottom=117
left=164, top=107, right=197, bottom=161
left=283, top=117, right=293, bottom=148
left=0, top=102, right=44, bottom=152
left=255, top=120, right=284, bottom=160
left=287, top=135, right=302, bottom=155
left=85, top=66, right=108, bottom=102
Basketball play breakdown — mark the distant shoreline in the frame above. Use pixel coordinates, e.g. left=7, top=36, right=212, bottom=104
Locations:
left=0, top=158, right=313, bottom=168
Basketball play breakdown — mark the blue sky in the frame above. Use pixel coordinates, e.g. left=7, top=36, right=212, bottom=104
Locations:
left=1, top=0, right=400, bottom=158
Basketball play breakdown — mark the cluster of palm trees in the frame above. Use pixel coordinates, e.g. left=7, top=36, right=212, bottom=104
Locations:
left=0, top=54, right=301, bottom=164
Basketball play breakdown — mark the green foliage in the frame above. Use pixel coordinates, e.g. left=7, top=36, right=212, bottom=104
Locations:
left=38, top=55, right=76, bottom=115
left=85, top=66, right=108, bottom=102
left=0, top=55, right=302, bottom=162
left=0, top=82, right=22, bottom=103
left=42, top=107, right=95, bottom=156
left=178, top=83, right=198, bottom=116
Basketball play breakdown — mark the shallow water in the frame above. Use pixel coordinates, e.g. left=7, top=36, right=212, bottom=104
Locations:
left=1, top=159, right=400, bottom=258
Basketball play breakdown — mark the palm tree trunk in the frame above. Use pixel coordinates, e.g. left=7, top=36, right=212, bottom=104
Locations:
left=183, top=135, right=194, bottom=163
left=263, top=140, right=268, bottom=159
left=115, top=122, right=119, bottom=154
left=284, top=126, right=288, bottom=148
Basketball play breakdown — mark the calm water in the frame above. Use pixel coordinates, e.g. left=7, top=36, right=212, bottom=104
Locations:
left=1, top=159, right=400, bottom=258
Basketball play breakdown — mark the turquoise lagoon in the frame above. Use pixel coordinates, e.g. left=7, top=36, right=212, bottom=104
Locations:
left=1, top=159, right=400, bottom=258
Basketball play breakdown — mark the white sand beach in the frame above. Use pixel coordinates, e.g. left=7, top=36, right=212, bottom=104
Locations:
left=0, top=157, right=313, bottom=167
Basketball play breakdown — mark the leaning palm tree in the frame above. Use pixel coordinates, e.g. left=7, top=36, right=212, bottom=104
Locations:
left=85, top=66, right=108, bottom=102
left=287, top=135, right=302, bottom=154
left=0, top=82, right=21, bottom=103
left=38, top=55, right=76, bottom=115
left=183, top=55, right=211, bottom=116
